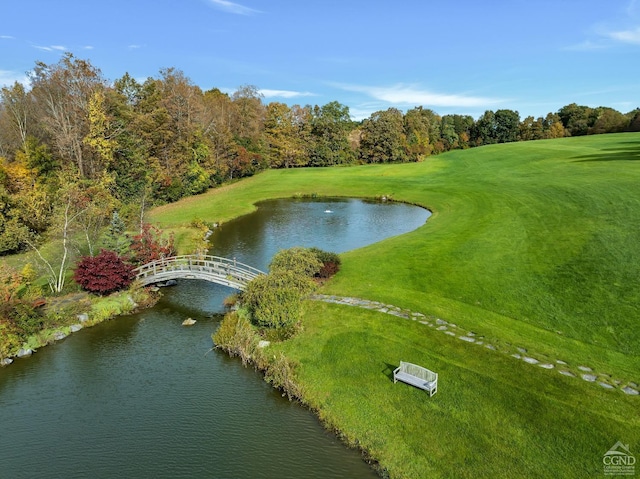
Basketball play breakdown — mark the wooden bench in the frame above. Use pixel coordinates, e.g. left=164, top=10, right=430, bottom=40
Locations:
left=393, top=361, right=438, bottom=396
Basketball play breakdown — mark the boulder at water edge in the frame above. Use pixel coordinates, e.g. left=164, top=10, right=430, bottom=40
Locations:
left=182, top=318, right=197, bottom=326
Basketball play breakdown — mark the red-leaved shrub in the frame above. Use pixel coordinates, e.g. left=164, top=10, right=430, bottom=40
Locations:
left=74, top=250, right=134, bottom=295
left=129, top=223, right=176, bottom=266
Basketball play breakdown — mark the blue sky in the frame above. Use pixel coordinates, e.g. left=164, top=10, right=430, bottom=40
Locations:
left=1, top=0, right=639, bottom=120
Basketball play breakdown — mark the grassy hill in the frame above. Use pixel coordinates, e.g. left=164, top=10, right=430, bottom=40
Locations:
left=150, top=133, right=640, bottom=478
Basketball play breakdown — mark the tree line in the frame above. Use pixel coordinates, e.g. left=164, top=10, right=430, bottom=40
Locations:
left=2, top=53, right=640, bottom=256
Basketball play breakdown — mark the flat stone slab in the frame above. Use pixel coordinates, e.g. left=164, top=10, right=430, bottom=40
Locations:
left=522, top=357, right=539, bottom=364
left=517, top=347, right=527, bottom=354
left=444, top=331, right=456, bottom=336
left=559, top=370, right=576, bottom=377
left=512, top=354, right=521, bottom=359
left=458, top=336, right=475, bottom=343
left=538, top=363, right=554, bottom=369
left=578, top=366, right=593, bottom=372
left=622, top=386, right=639, bottom=395
left=485, top=344, right=496, bottom=350
left=437, top=326, right=448, bottom=331
left=436, top=319, right=448, bottom=325
left=257, top=340, right=270, bottom=348
left=581, top=374, right=597, bottom=382
left=556, top=359, right=567, bottom=365
left=598, top=382, right=614, bottom=389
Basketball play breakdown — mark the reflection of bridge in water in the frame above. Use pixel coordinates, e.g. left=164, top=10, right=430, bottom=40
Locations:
left=134, top=255, right=265, bottom=291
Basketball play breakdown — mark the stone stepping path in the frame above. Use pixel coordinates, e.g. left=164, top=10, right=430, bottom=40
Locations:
left=310, top=294, right=639, bottom=396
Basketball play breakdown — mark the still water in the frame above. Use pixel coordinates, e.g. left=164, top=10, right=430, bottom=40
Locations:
left=0, top=198, right=430, bottom=478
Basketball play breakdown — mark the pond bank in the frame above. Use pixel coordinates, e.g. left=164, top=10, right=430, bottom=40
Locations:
left=0, top=287, right=159, bottom=367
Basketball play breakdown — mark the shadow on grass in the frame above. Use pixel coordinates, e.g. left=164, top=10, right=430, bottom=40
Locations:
left=383, top=362, right=397, bottom=381
left=572, top=141, right=640, bottom=162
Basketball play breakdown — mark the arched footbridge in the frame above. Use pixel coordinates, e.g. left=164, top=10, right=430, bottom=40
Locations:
left=134, top=255, right=265, bottom=291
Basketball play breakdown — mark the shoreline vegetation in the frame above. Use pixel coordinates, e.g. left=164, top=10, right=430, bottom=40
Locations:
left=0, top=285, right=159, bottom=365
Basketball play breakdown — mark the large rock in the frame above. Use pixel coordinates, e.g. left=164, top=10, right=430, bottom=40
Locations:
left=1, top=358, right=13, bottom=366
left=17, top=348, right=33, bottom=358
left=53, top=331, right=68, bottom=341
left=77, top=313, right=89, bottom=323
left=70, top=324, right=83, bottom=333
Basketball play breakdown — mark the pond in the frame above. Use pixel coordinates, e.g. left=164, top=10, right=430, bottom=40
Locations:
left=0, top=197, right=430, bottom=479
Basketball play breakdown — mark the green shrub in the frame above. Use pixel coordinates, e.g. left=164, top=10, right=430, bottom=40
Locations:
left=0, top=322, right=22, bottom=358
left=269, top=247, right=322, bottom=277
left=243, top=271, right=314, bottom=329
left=12, top=304, right=44, bottom=337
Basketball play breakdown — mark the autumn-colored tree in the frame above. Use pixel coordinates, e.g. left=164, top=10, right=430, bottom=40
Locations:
left=0, top=82, right=33, bottom=156
left=264, top=102, right=307, bottom=168
left=230, top=85, right=265, bottom=152
left=29, top=53, right=107, bottom=178
left=73, top=249, right=134, bottom=294
left=129, top=223, right=176, bottom=265
left=0, top=264, right=40, bottom=343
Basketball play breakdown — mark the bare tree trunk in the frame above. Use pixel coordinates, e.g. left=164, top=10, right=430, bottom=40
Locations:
left=26, top=197, right=86, bottom=293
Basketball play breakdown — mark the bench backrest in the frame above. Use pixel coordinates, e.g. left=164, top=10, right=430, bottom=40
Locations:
left=400, top=361, right=437, bottom=382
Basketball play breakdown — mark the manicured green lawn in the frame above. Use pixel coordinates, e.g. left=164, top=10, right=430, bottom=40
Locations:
left=276, top=301, right=638, bottom=479
left=149, top=133, right=640, bottom=477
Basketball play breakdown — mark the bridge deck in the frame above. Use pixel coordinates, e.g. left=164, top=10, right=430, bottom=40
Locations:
left=134, top=255, right=265, bottom=291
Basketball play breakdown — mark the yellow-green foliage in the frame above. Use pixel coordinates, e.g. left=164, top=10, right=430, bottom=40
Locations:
left=269, top=247, right=322, bottom=278
left=212, top=311, right=261, bottom=366
left=89, top=291, right=136, bottom=322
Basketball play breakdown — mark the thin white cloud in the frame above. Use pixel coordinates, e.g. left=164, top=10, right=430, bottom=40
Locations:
left=83, top=45, right=94, bottom=50
left=0, top=70, right=29, bottom=88
left=607, top=26, right=640, bottom=44
left=336, top=83, right=504, bottom=108
left=260, top=89, right=315, bottom=99
left=207, top=0, right=260, bottom=15
left=33, top=44, right=67, bottom=52
left=1, top=35, right=15, bottom=39
left=128, top=44, right=143, bottom=50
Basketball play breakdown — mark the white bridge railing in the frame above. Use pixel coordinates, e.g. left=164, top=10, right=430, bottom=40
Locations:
left=134, top=255, right=265, bottom=291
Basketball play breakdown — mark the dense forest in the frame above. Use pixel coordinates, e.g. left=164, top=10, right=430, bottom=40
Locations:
left=2, top=53, right=640, bottom=256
